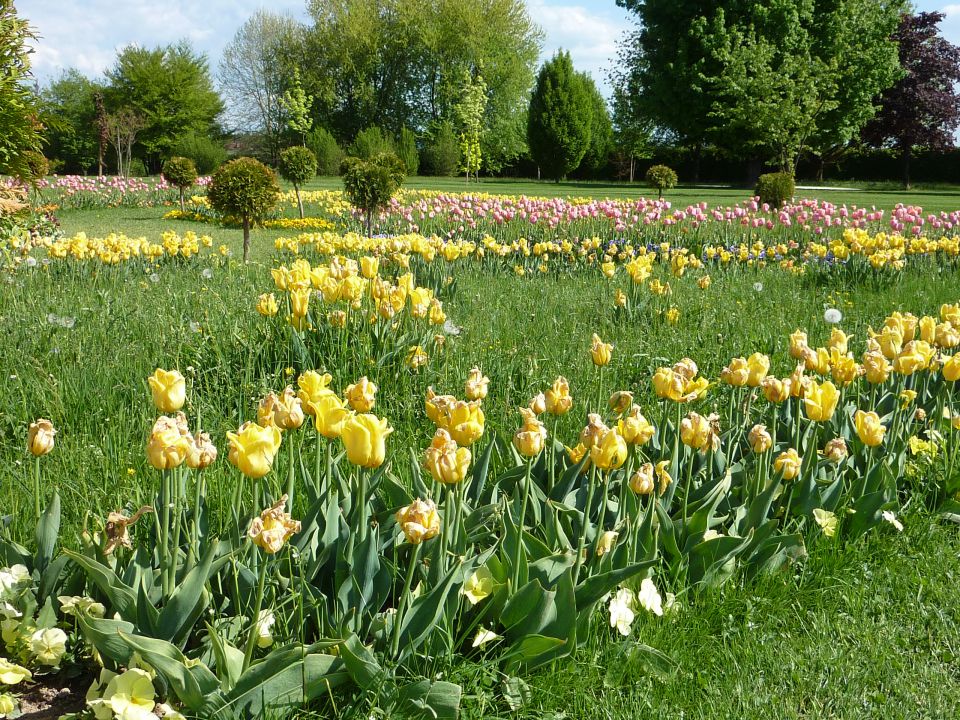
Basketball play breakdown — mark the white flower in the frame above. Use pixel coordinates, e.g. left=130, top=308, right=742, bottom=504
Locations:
left=59, top=316, right=76, bottom=329
left=201, top=268, right=213, bottom=280
left=24, top=257, right=37, bottom=268
left=824, top=308, right=843, bottom=324
left=255, top=609, right=275, bottom=648
left=608, top=588, right=635, bottom=636
left=471, top=628, right=500, bottom=648
left=637, top=578, right=664, bottom=617
left=881, top=510, right=903, bottom=532
left=753, top=282, right=764, bottom=292
left=189, top=321, right=201, bottom=333
left=149, top=273, right=160, bottom=283
left=30, top=627, right=67, bottom=666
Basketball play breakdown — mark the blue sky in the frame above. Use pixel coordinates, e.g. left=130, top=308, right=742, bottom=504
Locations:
left=18, top=0, right=959, bottom=97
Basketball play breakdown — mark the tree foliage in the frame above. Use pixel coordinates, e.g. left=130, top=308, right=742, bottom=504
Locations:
left=278, top=145, right=318, bottom=218
left=341, top=153, right=405, bottom=235
left=41, top=70, right=101, bottom=174
left=420, top=122, right=459, bottom=176
left=280, top=67, right=313, bottom=144
left=0, top=1, right=43, bottom=181
left=453, top=71, right=487, bottom=181
left=578, top=75, right=612, bottom=176
left=863, top=11, right=960, bottom=188
left=306, top=127, right=344, bottom=175
left=527, top=51, right=592, bottom=181
left=162, top=156, right=198, bottom=211
left=207, top=157, right=280, bottom=262
left=645, top=164, right=677, bottom=198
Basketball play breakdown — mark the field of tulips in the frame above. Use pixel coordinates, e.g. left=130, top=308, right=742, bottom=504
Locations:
left=1, top=182, right=960, bottom=718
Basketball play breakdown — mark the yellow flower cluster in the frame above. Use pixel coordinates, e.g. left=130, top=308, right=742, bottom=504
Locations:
left=38, top=231, right=213, bottom=264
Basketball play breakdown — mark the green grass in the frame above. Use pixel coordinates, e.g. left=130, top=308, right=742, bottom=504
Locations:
left=3, top=179, right=960, bottom=717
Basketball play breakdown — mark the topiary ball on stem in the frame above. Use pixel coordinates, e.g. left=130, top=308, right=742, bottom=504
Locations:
left=278, top=146, right=317, bottom=219
left=207, top=157, right=280, bottom=262
left=644, top=164, right=678, bottom=199
left=162, top=156, right=199, bottom=212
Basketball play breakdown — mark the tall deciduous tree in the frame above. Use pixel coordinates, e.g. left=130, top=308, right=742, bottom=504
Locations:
left=106, top=41, right=223, bottom=172
left=41, top=70, right=101, bottom=174
left=578, top=75, right=613, bottom=177
left=527, top=51, right=592, bottom=181
left=862, top=11, right=960, bottom=189
left=0, top=0, right=43, bottom=181
left=453, top=71, right=487, bottom=182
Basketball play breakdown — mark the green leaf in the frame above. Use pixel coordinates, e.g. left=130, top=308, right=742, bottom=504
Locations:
left=119, top=631, right=221, bottom=710
left=76, top=614, right=136, bottom=667
left=157, top=540, right=229, bottom=646
left=64, top=549, right=138, bottom=620
left=34, top=491, right=60, bottom=573
left=205, top=623, right=244, bottom=692
left=339, top=633, right=383, bottom=690
left=574, top=560, right=654, bottom=612
left=396, top=679, right=462, bottom=719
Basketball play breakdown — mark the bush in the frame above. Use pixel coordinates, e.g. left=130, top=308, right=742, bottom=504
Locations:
left=278, top=146, right=317, bottom=219
left=341, top=152, right=405, bottom=235
left=161, top=156, right=198, bottom=212
left=645, top=164, right=678, bottom=198
left=419, top=123, right=459, bottom=177
left=171, top=132, right=227, bottom=174
left=349, top=127, right=395, bottom=160
left=207, top=156, right=280, bottom=262
left=306, top=127, right=343, bottom=175
left=397, top=127, right=419, bottom=175
left=22, top=151, right=49, bottom=183
left=755, top=172, right=796, bottom=208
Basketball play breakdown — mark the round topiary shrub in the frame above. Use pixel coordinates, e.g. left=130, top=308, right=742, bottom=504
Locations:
left=278, top=146, right=317, bottom=219
left=162, top=156, right=199, bottom=212
left=755, top=172, right=795, bottom=209
left=645, top=164, right=678, bottom=199
left=207, top=157, right=280, bottom=262
left=341, top=153, right=406, bottom=236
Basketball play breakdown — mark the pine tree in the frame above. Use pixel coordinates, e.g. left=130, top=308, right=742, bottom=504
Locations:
left=527, top=51, right=592, bottom=181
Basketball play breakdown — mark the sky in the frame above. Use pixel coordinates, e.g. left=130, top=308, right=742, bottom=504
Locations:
left=17, top=0, right=960, bottom=98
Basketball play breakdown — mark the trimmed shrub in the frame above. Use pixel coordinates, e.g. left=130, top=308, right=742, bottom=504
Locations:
left=341, top=153, right=405, bottom=236
left=755, top=172, right=796, bottom=208
left=349, top=127, right=395, bottom=160
left=207, top=157, right=280, bottom=262
left=171, top=132, right=227, bottom=174
left=306, top=127, right=343, bottom=175
left=397, top=127, right=419, bottom=175
left=278, top=146, right=317, bottom=218
left=645, top=164, right=678, bottom=198
left=162, top=156, right=199, bottom=212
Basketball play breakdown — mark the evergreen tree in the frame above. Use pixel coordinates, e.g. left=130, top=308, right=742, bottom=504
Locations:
left=527, top=51, right=592, bottom=181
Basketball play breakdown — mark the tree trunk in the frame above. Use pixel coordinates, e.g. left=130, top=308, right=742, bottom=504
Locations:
left=179, top=188, right=185, bottom=213
left=366, top=208, right=373, bottom=237
left=629, top=157, right=635, bottom=183
left=242, top=216, right=250, bottom=263
left=295, top=186, right=304, bottom=219
left=692, top=144, right=702, bottom=186
left=902, top=146, right=912, bottom=190
left=816, top=157, right=825, bottom=183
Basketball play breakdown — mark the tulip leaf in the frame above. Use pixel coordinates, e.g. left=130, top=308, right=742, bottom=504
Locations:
left=38, top=553, right=71, bottom=602
left=205, top=623, right=243, bottom=692
left=34, top=490, right=60, bottom=574
left=684, top=472, right=732, bottom=536
left=395, top=679, right=462, bottom=719
left=76, top=613, right=135, bottom=666
left=499, top=634, right=567, bottom=667
left=157, top=540, right=229, bottom=646
left=136, top=578, right=159, bottom=636
left=744, top=532, right=806, bottom=578
left=64, top=549, right=138, bottom=620
left=119, top=631, right=221, bottom=710
left=687, top=533, right=753, bottom=587
left=574, top=560, right=654, bottom=613
left=398, top=556, right=473, bottom=658
left=846, top=491, right=891, bottom=538
left=467, top=439, right=496, bottom=502
left=340, top=633, right=383, bottom=690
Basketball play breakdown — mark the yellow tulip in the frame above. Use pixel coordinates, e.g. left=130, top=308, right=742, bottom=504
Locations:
left=943, top=353, right=960, bottom=382
left=655, top=461, right=672, bottom=495
left=761, top=376, right=791, bottom=403
left=673, top=357, right=698, bottom=379
left=148, top=368, right=186, bottom=413
left=746, top=353, right=770, bottom=387
left=936, top=322, right=959, bottom=348
left=721, top=358, right=750, bottom=387
left=27, top=418, right=56, bottom=457
left=273, top=386, right=305, bottom=430
left=344, top=376, right=377, bottom=412
left=147, top=416, right=190, bottom=470
left=405, top=345, right=429, bottom=369
left=827, top=328, right=848, bottom=354
left=854, top=410, right=886, bottom=447
left=529, top=392, right=547, bottom=415
left=590, top=333, right=613, bottom=366
left=297, top=371, right=335, bottom=409
left=629, top=463, right=655, bottom=495
left=893, top=340, right=935, bottom=375
left=256, top=292, right=279, bottom=317
left=590, top=428, right=628, bottom=471
left=680, top=412, right=719, bottom=452
left=789, top=329, right=809, bottom=360
left=396, top=498, right=441, bottom=544
left=186, top=431, right=217, bottom=470
left=608, top=390, right=634, bottom=415
left=429, top=299, right=446, bottom=325
left=248, top=495, right=301, bottom=553
left=821, top=437, right=848, bottom=463
left=579, top=413, right=609, bottom=450
left=306, top=394, right=350, bottom=439
left=544, top=376, right=573, bottom=415
left=862, top=350, right=891, bottom=384
left=257, top=392, right=281, bottom=428
left=876, top=325, right=903, bottom=359
left=446, top=400, right=485, bottom=446
left=748, top=424, right=772, bottom=453
left=919, top=315, right=937, bottom=343
left=360, top=255, right=379, bottom=279
left=227, top=422, right=282, bottom=479
left=803, top=380, right=839, bottom=422
left=513, top=407, right=547, bottom=457
left=341, top=413, right=393, bottom=468
left=774, top=448, right=802, bottom=480
left=619, top=405, right=655, bottom=445
left=290, top=287, right=310, bottom=318
left=804, top=347, right=830, bottom=375
left=464, top=367, right=489, bottom=401
left=596, top=530, right=618, bottom=556
left=829, top=349, right=860, bottom=386
left=423, top=429, right=471, bottom=484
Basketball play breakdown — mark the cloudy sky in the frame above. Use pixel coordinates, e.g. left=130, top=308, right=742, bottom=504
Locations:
left=18, top=0, right=960, bottom=97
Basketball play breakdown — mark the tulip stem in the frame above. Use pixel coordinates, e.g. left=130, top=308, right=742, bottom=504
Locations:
left=286, top=436, right=296, bottom=512
left=391, top=542, right=421, bottom=659
left=314, top=432, right=323, bottom=497
left=242, top=552, right=269, bottom=673
left=681, top=449, right=695, bottom=523
left=511, top=458, right=534, bottom=590
left=572, top=467, right=597, bottom=586
left=33, top=456, right=41, bottom=522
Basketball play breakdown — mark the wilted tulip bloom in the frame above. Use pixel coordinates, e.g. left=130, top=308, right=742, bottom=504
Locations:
left=655, top=461, right=672, bottom=494
left=396, top=498, right=441, bottom=544
left=405, top=345, right=429, bottom=369
left=544, top=376, right=573, bottom=415
left=590, top=428, right=628, bottom=471
left=721, top=357, right=750, bottom=387
left=673, top=358, right=698, bottom=379
left=680, top=412, right=719, bottom=452
left=248, top=495, right=301, bottom=554
left=803, top=380, right=839, bottom=422
left=148, top=368, right=186, bottom=413
left=341, top=413, right=393, bottom=468
left=614, top=289, right=627, bottom=307
left=424, top=387, right=457, bottom=427
left=590, top=333, right=613, bottom=366
left=629, top=463, right=655, bottom=495
left=529, top=392, right=547, bottom=415
left=789, top=330, right=809, bottom=360
left=513, top=407, right=547, bottom=457
left=596, top=530, right=618, bottom=556
left=27, top=419, right=56, bottom=456
left=256, top=293, right=279, bottom=317
left=748, top=424, right=772, bottom=454
left=608, top=390, right=634, bottom=415
left=774, top=448, right=802, bottom=480
left=344, top=376, right=377, bottom=412
left=423, top=428, right=471, bottom=484
left=273, top=387, right=305, bottom=430
left=821, top=437, right=848, bottom=463
left=227, top=422, right=282, bottom=479
left=579, top=413, right=609, bottom=450
left=186, top=431, right=217, bottom=469
left=306, top=394, right=350, bottom=439
left=103, top=506, right=153, bottom=555
left=464, top=367, right=489, bottom=401
left=761, top=376, right=791, bottom=403
left=257, top=392, right=281, bottom=428
left=862, top=350, right=891, bottom=384
left=854, top=410, right=886, bottom=447
left=619, top=405, right=655, bottom=446
left=297, top=371, right=334, bottom=409
left=147, top=416, right=190, bottom=470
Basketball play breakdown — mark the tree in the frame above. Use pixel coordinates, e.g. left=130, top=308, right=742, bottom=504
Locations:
left=420, top=121, right=459, bottom=176
left=106, top=109, right=146, bottom=178
left=279, top=67, right=313, bottom=145
left=41, top=70, right=101, bottom=174
left=162, top=156, right=198, bottom=212
left=611, top=83, right=653, bottom=182
left=207, top=157, right=281, bottom=262
left=107, top=41, right=223, bottom=171
left=306, top=127, right=344, bottom=175
left=453, top=71, right=487, bottom=182
left=219, top=10, right=303, bottom=161
left=527, top=51, right=592, bottom=181
left=578, top=75, right=612, bottom=177
left=341, top=153, right=405, bottom=236
left=94, top=90, right=109, bottom=175
left=396, top=127, right=419, bottom=175
left=278, top=145, right=317, bottom=218
left=350, top=127, right=395, bottom=159
left=0, top=1, right=43, bottom=181
left=863, top=11, right=960, bottom=189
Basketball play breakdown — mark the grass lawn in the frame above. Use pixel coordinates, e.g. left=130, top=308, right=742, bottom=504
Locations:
left=3, top=176, right=960, bottom=718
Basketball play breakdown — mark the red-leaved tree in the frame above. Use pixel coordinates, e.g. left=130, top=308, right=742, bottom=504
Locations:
left=863, top=11, right=960, bottom=189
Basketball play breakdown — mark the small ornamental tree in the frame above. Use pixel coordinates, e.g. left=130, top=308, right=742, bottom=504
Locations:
left=341, top=153, right=405, bottom=236
left=754, top=172, right=795, bottom=209
left=207, top=157, right=280, bottom=262
left=645, top=164, right=677, bottom=199
left=278, top=145, right=317, bottom=219
left=162, top=156, right=199, bottom=212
